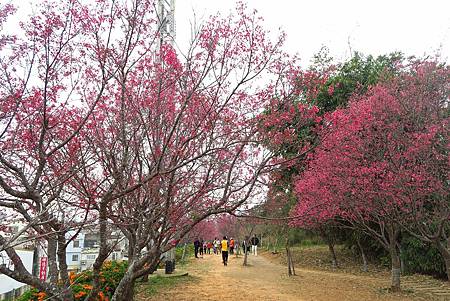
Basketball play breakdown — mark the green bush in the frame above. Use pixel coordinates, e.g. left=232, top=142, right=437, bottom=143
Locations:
left=17, top=260, right=128, bottom=301
left=400, top=236, right=446, bottom=278
left=289, top=229, right=324, bottom=246
left=16, top=288, right=39, bottom=301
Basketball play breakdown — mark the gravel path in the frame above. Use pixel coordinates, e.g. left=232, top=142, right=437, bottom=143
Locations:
left=139, top=252, right=428, bottom=301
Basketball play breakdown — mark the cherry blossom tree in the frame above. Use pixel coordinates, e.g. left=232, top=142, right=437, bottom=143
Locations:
left=291, top=59, right=449, bottom=290
left=70, top=2, right=295, bottom=299
left=1, top=1, right=308, bottom=300
left=0, top=0, right=115, bottom=299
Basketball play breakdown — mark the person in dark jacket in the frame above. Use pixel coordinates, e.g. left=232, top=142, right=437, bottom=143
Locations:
left=194, top=238, right=201, bottom=258
left=199, top=238, right=204, bottom=256
left=251, top=234, right=260, bottom=256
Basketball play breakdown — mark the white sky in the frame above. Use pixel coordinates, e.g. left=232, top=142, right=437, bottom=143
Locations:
left=176, top=0, right=450, bottom=65
left=4, top=1, right=450, bottom=66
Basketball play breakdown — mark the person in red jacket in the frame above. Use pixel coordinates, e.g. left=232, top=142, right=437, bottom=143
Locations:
left=207, top=241, right=212, bottom=254
left=229, top=238, right=235, bottom=254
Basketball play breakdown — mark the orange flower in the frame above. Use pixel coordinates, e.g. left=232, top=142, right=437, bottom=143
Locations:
left=98, top=291, right=108, bottom=301
left=82, top=284, right=93, bottom=290
left=36, top=291, right=47, bottom=301
left=75, top=291, right=87, bottom=298
left=69, top=272, right=76, bottom=284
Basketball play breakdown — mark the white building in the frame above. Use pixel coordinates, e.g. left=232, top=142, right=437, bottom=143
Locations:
left=80, top=248, right=125, bottom=271
left=65, top=232, right=85, bottom=272
left=0, top=250, right=34, bottom=300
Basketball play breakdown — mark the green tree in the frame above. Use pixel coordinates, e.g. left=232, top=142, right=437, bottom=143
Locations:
left=313, top=51, right=402, bottom=113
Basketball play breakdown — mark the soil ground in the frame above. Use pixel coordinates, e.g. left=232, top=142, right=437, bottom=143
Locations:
left=135, top=247, right=450, bottom=301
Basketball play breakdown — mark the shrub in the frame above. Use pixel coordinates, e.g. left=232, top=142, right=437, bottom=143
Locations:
left=17, top=261, right=128, bottom=301
left=400, top=236, right=446, bottom=278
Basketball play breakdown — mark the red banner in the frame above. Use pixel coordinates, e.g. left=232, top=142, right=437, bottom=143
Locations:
left=39, top=257, right=47, bottom=281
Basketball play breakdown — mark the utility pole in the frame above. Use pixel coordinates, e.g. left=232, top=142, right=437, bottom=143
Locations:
left=157, top=0, right=176, bottom=48
left=156, top=0, right=177, bottom=274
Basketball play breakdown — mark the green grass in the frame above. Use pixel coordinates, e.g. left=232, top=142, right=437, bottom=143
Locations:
left=143, top=275, right=196, bottom=297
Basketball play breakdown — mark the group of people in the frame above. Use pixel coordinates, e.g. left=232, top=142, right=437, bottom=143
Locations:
left=193, top=237, right=236, bottom=257
left=193, top=234, right=260, bottom=266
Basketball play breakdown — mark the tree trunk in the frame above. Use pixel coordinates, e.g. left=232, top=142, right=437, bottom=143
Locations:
left=87, top=201, right=110, bottom=301
left=356, top=237, right=368, bottom=272
left=286, top=246, right=292, bottom=276
left=327, top=240, right=338, bottom=268
left=111, top=269, right=136, bottom=301
left=290, top=250, right=296, bottom=276
left=136, top=257, right=160, bottom=283
left=399, top=245, right=405, bottom=274
left=243, top=241, right=249, bottom=266
left=57, top=233, right=73, bottom=301
left=286, top=246, right=296, bottom=276
left=390, top=247, right=401, bottom=292
left=320, top=228, right=338, bottom=268
left=388, top=224, right=401, bottom=292
left=47, top=235, right=58, bottom=284
left=285, top=237, right=295, bottom=276
left=435, top=241, right=450, bottom=282
left=181, top=242, right=187, bottom=262
left=57, top=234, right=69, bottom=285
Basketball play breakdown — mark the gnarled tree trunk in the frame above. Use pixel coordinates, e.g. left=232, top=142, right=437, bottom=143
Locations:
left=111, top=265, right=137, bottom=301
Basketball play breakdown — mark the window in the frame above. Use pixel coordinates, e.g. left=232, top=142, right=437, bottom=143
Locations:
left=87, top=255, right=96, bottom=260
left=73, top=240, right=80, bottom=248
left=84, top=240, right=97, bottom=248
left=72, top=254, right=79, bottom=261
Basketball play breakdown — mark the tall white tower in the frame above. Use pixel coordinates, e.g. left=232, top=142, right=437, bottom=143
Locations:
left=157, top=0, right=176, bottom=46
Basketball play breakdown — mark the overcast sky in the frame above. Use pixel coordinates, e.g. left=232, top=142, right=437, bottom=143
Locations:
left=5, top=1, right=450, bottom=66
left=176, top=0, right=450, bottom=66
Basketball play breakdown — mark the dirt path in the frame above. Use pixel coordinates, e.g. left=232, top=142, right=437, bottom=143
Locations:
left=139, top=252, right=429, bottom=301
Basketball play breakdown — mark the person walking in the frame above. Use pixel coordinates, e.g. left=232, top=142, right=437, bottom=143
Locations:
left=214, top=238, right=221, bottom=255
left=229, top=237, right=235, bottom=255
left=207, top=241, right=212, bottom=254
left=251, top=234, right=259, bottom=256
left=213, top=238, right=218, bottom=254
left=194, top=238, right=200, bottom=258
left=221, top=236, right=229, bottom=266
left=199, top=238, right=204, bottom=256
